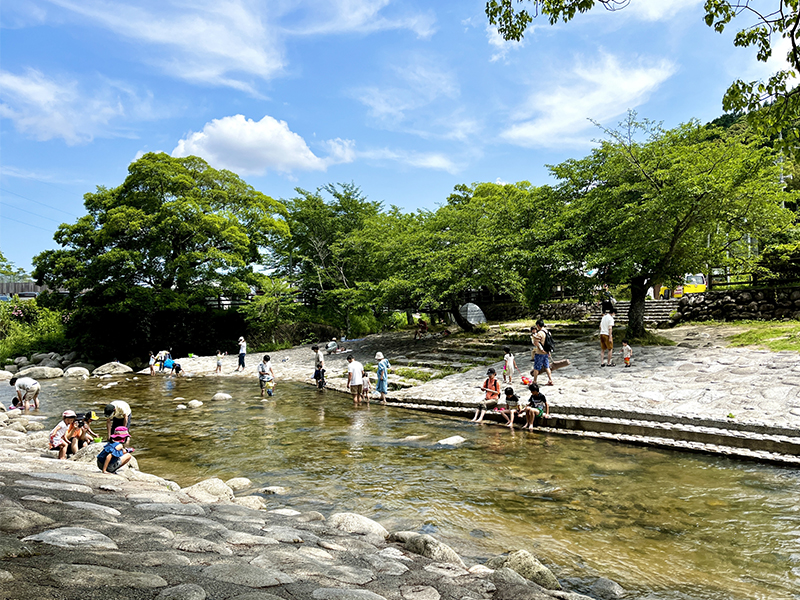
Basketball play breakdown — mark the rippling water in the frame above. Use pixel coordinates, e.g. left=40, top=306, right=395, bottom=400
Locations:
left=38, top=374, right=800, bottom=600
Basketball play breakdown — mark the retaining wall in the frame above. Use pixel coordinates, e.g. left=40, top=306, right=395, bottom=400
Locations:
left=673, top=286, right=800, bottom=322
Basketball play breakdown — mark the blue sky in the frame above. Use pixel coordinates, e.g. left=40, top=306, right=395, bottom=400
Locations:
left=0, top=0, right=784, bottom=273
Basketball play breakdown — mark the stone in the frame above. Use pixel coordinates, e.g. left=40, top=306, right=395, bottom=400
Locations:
left=176, top=404, right=187, bottom=410
left=64, top=501, right=122, bottom=517
left=226, top=476, right=252, bottom=491
left=312, top=590, right=388, bottom=600
left=388, top=532, right=465, bottom=568
left=400, top=585, right=440, bottom=600
left=489, top=566, right=528, bottom=586
left=269, top=508, right=300, bottom=516
left=591, top=577, right=626, bottom=599
left=260, top=486, right=287, bottom=494
left=173, top=536, right=232, bottom=555
left=0, top=506, right=55, bottom=532
left=329, top=512, right=388, bottom=545
left=157, top=583, right=207, bottom=600
left=48, top=563, right=167, bottom=588
left=436, top=435, right=466, bottom=446
left=234, top=496, right=266, bottom=510
left=0, top=569, right=13, bottom=582
left=422, top=562, right=469, bottom=577
left=64, top=367, right=90, bottom=378
left=212, top=392, right=233, bottom=401
left=0, top=533, right=33, bottom=558
left=203, top=563, right=292, bottom=587
left=136, top=503, right=206, bottom=516
left=188, top=400, right=203, bottom=408
left=16, top=366, right=64, bottom=379
left=92, top=362, right=134, bottom=375
left=182, top=477, right=234, bottom=503
left=486, top=550, right=561, bottom=590
left=20, top=495, right=62, bottom=504
left=23, top=527, right=118, bottom=549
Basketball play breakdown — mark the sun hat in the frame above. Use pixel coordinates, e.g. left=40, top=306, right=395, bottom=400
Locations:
left=111, top=426, right=130, bottom=441
left=84, top=411, right=99, bottom=421
left=238, top=336, right=244, bottom=342
left=62, top=410, right=77, bottom=418
left=375, top=352, right=384, bottom=360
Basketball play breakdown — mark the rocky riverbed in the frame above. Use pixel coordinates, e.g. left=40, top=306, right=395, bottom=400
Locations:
left=0, top=409, right=613, bottom=600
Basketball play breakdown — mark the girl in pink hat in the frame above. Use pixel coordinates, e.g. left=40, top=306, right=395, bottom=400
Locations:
left=96, top=426, right=133, bottom=474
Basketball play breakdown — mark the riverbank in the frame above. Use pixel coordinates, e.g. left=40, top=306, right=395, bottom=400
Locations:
left=0, top=411, right=608, bottom=600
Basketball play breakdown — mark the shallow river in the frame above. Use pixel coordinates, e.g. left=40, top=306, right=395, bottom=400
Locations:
left=39, top=375, right=800, bottom=600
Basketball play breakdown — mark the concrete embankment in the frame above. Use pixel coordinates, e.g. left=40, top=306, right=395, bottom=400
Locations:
left=0, top=413, right=607, bottom=600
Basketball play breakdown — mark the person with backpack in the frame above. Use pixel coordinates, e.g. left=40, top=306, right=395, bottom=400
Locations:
left=531, top=319, right=554, bottom=386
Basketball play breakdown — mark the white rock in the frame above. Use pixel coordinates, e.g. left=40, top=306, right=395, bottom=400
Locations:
left=212, top=392, right=232, bottom=401
left=329, top=512, right=388, bottom=545
left=23, top=527, right=117, bottom=549
left=176, top=405, right=187, bottom=410
left=63, top=367, right=90, bottom=379
left=182, top=478, right=234, bottom=503
left=436, top=435, right=466, bottom=446
left=187, top=400, right=203, bottom=409
left=225, top=477, right=251, bottom=491
left=93, top=362, right=134, bottom=376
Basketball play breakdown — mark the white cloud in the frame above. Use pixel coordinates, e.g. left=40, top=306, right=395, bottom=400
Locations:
left=285, top=0, right=435, bottom=38
left=486, top=23, right=524, bottom=62
left=359, top=148, right=459, bottom=173
left=0, top=68, right=141, bottom=144
left=500, top=52, right=676, bottom=148
left=624, top=0, right=702, bottom=22
left=171, top=114, right=354, bottom=175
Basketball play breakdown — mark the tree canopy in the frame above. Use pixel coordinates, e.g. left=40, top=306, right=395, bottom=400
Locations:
left=486, top=0, right=800, bottom=152
left=33, top=152, right=287, bottom=300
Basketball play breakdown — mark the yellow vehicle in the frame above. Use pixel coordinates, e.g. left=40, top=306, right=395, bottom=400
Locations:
left=659, top=274, right=707, bottom=299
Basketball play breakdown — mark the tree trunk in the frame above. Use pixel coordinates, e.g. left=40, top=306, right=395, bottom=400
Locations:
left=406, top=309, right=414, bottom=326
left=450, top=298, right=474, bottom=332
left=627, top=277, right=648, bottom=339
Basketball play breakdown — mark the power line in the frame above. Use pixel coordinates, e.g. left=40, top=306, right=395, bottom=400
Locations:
left=0, top=200, right=66, bottom=225
left=0, top=214, right=55, bottom=233
left=0, top=187, right=81, bottom=218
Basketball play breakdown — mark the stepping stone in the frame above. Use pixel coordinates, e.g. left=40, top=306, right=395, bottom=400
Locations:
left=23, top=527, right=117, bottom=549
left=48, top=563, right=167, bottom=588
left=65, top=501, right=122, bottom=517
left=203, top=563, right=293, bottom=587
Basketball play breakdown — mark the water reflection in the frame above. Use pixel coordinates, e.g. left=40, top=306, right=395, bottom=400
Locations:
left=36, top=375, right=800, bottom=600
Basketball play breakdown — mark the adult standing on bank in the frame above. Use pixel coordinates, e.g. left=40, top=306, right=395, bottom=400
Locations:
left=10, top=376, right=41, bottom=411
left=347, top=355, right=365, bottom=405
left=600, top=308, right=616, bottom=367
left=104, top=400, right=131, bottom=439
left=236, top=336, right=247, bottom=371
left=531, top=320, right=554, bottom=386
left=375, top=352, right=391, bottom=405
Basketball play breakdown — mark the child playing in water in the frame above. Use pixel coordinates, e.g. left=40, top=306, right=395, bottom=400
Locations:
left=501, top=387, right=522, bottom=429
left=622, top=340, right=633, bottom=367
left=96, top=427, right=134, bottom=474
left=502, top=347, right=519, bottom=383
left=216, top=350, right=223, bottom=374
left=258, top=355, right=275, bottom=398
left=523, top=383, right=550, bottom=430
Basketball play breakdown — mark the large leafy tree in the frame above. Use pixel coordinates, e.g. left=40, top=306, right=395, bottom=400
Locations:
left=0, top=251, right=29, bottom=280
left=34, top=152, right=287, bottom=299
left=550, top=113, right=794, bottom=337
left=31, top=153, right=288, bottom=360
left=486, top=1, right=800, bottom=151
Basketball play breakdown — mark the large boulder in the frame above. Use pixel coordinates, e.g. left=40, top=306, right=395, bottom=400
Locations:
left=486, top=550, right=561, bottom=590
left=92, top=362, right=134, bottom=376
left=329, top=512, right=388, bottom=546
left=17, top=366, right=64, bottom=380
left=31, top=353, right=50, bottom=364
left=62, top=351, right=78, bottom=363
left=68, top=362, right=97, bottom=373
left=0, top=370, right=12, bottom=381
left=39, top=359, right=63, bottom=369
left=64, top=367, right=90, bottom=379
left=182, top=478, right=234, bottom=503
left=388, top=531, right=465, bottom=567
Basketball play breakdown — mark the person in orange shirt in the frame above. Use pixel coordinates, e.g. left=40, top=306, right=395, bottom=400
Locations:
left=470, top=368, right=501, bottom=423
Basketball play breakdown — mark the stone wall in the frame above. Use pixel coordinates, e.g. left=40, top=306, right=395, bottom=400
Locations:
left=673, top=286, right=800, bottom=322
left=536, top=302, right=593, bottom=322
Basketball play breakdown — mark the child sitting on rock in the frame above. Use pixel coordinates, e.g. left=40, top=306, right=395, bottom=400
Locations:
left=501, top=387, right=522, bottom=429
left=523, top=383, right=550, bottom=430
left=97, top=426, right=134, bottom=474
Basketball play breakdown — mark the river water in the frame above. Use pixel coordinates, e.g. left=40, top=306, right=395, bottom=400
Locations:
left=40, top=375, right=800, bottom=600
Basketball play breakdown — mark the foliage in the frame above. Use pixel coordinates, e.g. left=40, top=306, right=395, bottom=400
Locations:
left=0, top=251, right=30, bottom=280
left=550, top=112, right=794, bottom=336
left=237, top=275, right=299, bottom=348
left=486, top=0, right=800, bottom=154
left=0, top=298, right=68, bottom=363
left=33, top=152, right=288, bottom=300
left=726, top=320, right=800, bottom=351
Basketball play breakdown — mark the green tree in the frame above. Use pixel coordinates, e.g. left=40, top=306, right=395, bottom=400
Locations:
left=33, top=152, right=287, bottom=299
left=486, top=1, right=800, bottom=152
left=0, top=250, right=30, bottom=280
left=550, top=113, right=794, bottom=337
left=30, top=153, right=288, bottom=361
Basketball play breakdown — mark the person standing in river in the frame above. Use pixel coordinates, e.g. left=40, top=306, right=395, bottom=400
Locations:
left=375, top=351, right=391, bottom=405
left=347, top=354, right=365, bottom=405
left=258, top=355, right=276, bottom=398
left=312, top=345, right=326, bottom=389
left=104, top=400, right=131, bottom=440
left=10, top=376, right=41, bottom=411
left=236, top=336, right=247, bottom=371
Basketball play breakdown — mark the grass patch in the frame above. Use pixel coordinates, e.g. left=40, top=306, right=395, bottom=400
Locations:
left=392, top=366, right=436, bottom=382
left=727, top=322, right=800, bottom=352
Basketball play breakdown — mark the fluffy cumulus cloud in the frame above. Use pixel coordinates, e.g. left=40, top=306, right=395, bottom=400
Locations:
left=0, top=68, right=137, bottom=144
left=171, top=114, right=354, bottom=175
left=501, top=52, right=676, bottom=148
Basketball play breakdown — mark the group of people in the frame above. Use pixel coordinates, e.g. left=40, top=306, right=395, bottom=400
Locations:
left=149, top=350, right=183, bottom=377
left=470, top=367, right=550, bottom=430
left=310, top=345, right=391, bottom=406
left=599, top=308, right=633, bottom=367
left=47, top=400, right=133, bottom=473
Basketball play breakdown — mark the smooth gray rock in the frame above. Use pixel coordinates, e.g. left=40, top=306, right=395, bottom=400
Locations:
left=225, top=476, right=252, bottom=491
left=16, top=366, right=64, bottom=379
left=0, top=533, right=34, bottom=558
left=136, top=503, right=206, bottom=516
left=182, top=477, right=234, bottom=503
left=312, top=589, right=388, bottom=600
left=157, top=583, right=207, bottom=600
left=388, top=531, right=465, bottom=568
left=173, top=536, right=232, bottom=555
left=64, top=501, right=122, bottom=517
left=14, top=479, right=93, bottom=494
left=486, top=550, right=561, bottom=590
left=0, top=506, right=55, bottom=532
left=399, top=585, right=440, bottom=600
left=202, top=563, right=293, bottom=587
left=329, top=512, right=388, bottom=545
left=49, top=563, right=167, bottom=588
left=489, top=566, right=529, bottom=586
left=212, top=392, right=232, bottom=401
left=591, top=577, right=627, bottom=599
left=92, top=362, right=134, bottom=375
left=64, top=366, right=90, bottom=378
left=23, top=527, right=117, bottom=549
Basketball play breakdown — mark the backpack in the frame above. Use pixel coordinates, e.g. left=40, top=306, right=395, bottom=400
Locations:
left=542, top=330, right=555, bottom=354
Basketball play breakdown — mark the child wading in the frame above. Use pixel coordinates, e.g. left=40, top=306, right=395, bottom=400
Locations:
left=258, top=355, right=276, bottom=397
